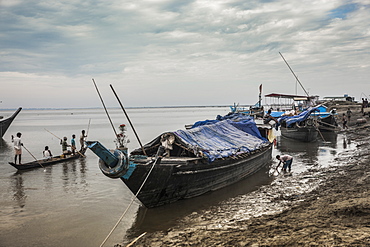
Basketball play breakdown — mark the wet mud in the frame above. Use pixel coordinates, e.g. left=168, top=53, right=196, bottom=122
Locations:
left=121, top=107, right=370, bottom=246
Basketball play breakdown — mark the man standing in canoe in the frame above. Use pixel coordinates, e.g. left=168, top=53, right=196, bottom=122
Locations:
left=79, top=130, right=87, bottom=151
left=276, top=154, right=293, bottom=173
left=71, top=134, right=76, bottom=155
left=12, top=132, right=23, bottom=165
left=60, top=136, right=70, bottom=156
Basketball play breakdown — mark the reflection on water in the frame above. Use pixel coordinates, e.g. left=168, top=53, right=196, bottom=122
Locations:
left=11, top=174, right=27, bottom=209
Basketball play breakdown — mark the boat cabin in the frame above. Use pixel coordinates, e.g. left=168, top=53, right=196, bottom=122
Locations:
left=264, top=93, right=319, bottom=112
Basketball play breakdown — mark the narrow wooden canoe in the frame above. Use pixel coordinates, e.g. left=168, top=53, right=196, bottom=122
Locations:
left=8, top=149, right=86, bottom=171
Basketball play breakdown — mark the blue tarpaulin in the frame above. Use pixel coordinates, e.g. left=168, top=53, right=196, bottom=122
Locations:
left=191, top=113, right=265, bottom=140
left=175, top=119, right=269, bottom=162
left=278, top=107, right=319, bottom=127
left=132, top=114, right=270, bottom=163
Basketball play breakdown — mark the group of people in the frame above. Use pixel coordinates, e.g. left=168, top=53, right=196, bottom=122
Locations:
left=59, top=130, right=87, bottom=157
left=11, top=130, right=88, bottom=165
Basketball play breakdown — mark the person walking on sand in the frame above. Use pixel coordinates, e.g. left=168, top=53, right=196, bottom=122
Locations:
left=342, top=113, right=348, bottom=130
left=12, top=132, right=23, bottom=164
left=361, top=98, right=365, bottom=113
left=276, top=154, right=293, bottom=173
left=346, top=108, right=352, bottom=124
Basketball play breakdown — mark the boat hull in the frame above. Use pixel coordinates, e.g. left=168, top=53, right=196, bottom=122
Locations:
left=0, top=107, right=22, bottom=138
left=280, top=126, right=318, bottom=142
left=317, top=115, right=338, bottom=131
left=122, top=145, right=272, bottom=208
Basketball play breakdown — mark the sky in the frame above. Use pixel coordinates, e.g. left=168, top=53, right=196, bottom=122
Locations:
left=1, top=0, right=369, bottom=109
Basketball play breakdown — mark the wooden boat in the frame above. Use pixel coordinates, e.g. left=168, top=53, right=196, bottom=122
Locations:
left=87, top=118, right=272, bottom=208
left=280, top=122, right=318, bottom=142
left=278, top=107, right=319, bottom=142
left=311, top=105, right=339, bottom=132
left=8, top=148, right=86, bottom=171
left=0, top=107, right=22, bottom=138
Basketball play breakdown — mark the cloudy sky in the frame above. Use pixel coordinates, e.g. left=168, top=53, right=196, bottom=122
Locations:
left=1, top=0, right=369, bottom=109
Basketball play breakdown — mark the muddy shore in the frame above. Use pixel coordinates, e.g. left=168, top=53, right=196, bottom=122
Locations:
left=124, top=106, right=370, bottom=246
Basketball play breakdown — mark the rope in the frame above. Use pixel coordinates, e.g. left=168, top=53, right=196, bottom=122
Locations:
left=99, top=157, right=159, bottom=247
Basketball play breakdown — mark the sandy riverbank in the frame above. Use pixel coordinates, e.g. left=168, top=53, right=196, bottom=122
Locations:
left=123, top=105, right=370, bottom=247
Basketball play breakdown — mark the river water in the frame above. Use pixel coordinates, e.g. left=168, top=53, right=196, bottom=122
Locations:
left=0, top=107, right=355, bottom=247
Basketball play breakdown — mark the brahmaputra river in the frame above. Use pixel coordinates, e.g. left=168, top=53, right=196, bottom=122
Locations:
left=0, top=107, right=354, bottom=247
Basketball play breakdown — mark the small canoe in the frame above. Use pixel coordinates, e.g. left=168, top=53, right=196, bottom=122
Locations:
left=8, top=149, right=86, bottom=171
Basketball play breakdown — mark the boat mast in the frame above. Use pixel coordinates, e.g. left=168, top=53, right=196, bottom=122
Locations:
left=92, top=79, right=119, bottom=138
left=279, top=52, right=310, bottom=97
left=258, top=84, right=262, bottom=107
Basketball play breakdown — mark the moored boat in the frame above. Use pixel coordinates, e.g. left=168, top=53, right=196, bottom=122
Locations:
left=278, top=107, right=319, bottom=142
left=0, top=107, right=22, bottom=138
left=87, top=118, right=272, bottom=208
left=311, top=105, right=339, bottom=131
left=8, top=148, right=87, bottom=171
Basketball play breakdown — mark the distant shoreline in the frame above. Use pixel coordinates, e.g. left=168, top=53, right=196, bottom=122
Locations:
left=0, top=105, right=238, bottom=111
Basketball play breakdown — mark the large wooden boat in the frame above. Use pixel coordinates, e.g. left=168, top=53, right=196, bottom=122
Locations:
left=0, top=107, right=22, bottom=138
left=87, top=118, right=272, bottom=208
left=8, top=148, right=86, bottom=171
left=278, top=107, right=319, bottom=142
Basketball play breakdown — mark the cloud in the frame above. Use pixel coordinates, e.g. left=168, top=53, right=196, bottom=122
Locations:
left=0, top=0, right=369, bottom=108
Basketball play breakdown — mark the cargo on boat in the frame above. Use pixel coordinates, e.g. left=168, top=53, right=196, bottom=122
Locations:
left=87, top=117, right=273, bottom=208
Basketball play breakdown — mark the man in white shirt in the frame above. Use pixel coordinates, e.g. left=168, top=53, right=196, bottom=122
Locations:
left=43, top=146, right=53, bottom=160
left=12, top=132, right=23, bottom=164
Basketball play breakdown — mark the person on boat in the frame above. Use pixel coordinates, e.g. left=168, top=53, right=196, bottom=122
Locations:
left=71, top=134, right=76, bottom=155
left=79, top=130, right=87, bottom=151
left=342, top=113, right=348, bottom=130
left=115, top=124, right=130, bottom=152
left=11, top=132, right=23, bottom=165
left=264, top=109, right=278, bottom=124
left=160, top=132, right=175, bottom=157
left=276, top=154, right=293, bottom=173
left=60, top=136, right=71, bottom=155
left=43, top=146, right=53, bottom=160
left=264, top=109, right=279, bottom=130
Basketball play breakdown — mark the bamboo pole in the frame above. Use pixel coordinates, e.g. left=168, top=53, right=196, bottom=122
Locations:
left=92, top=79, right=119, bottom=138
left=110, top=84, right=147, bottom=156
left=23, top=145, right=46, bottom=171
left=279, top=52, right=310, bottom=97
